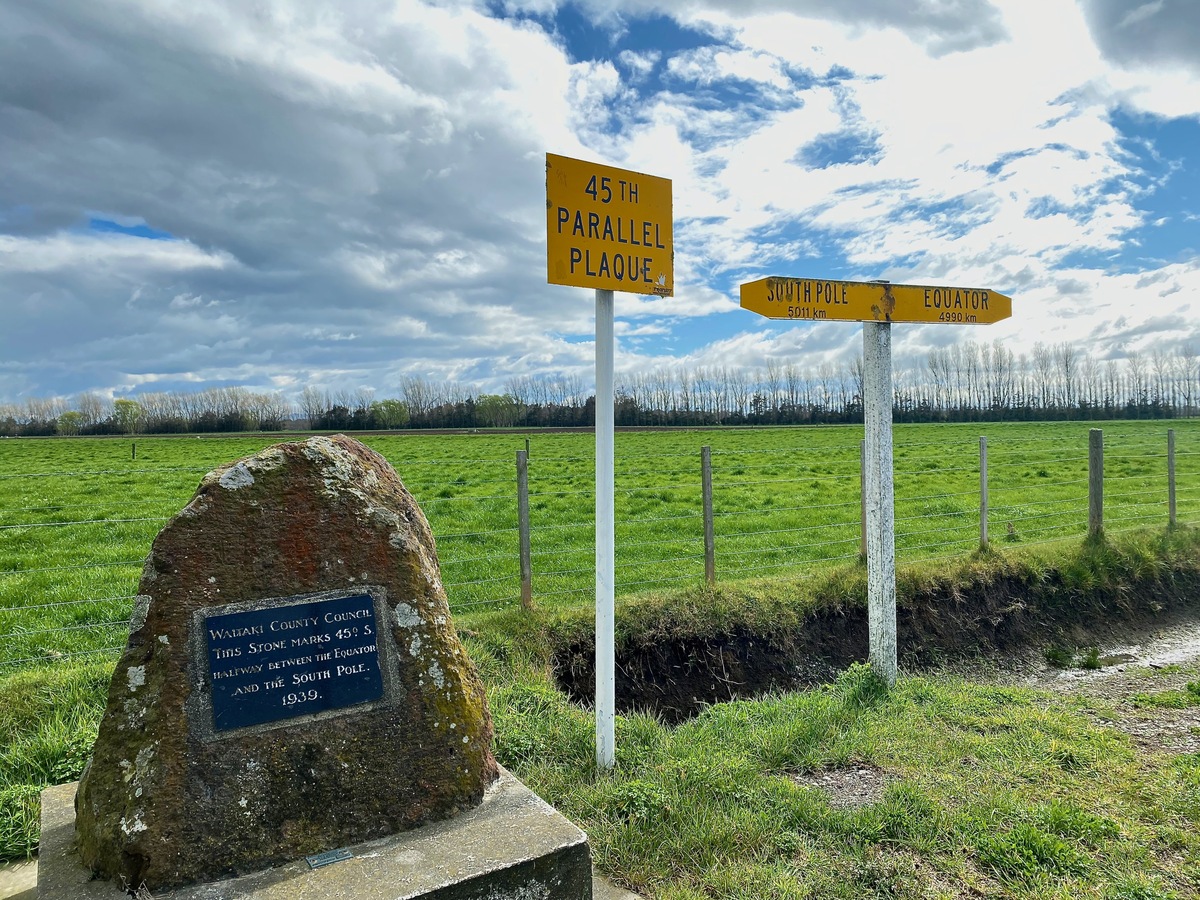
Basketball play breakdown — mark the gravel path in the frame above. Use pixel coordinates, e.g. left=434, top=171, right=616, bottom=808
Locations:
left=1012, top=619, right=1200, bottom=758
left=982, top=613, right=1200, bottom=755
left=802, top=615, right=1200, bottom=809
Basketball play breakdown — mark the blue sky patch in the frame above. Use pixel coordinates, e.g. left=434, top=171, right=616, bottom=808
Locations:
left=87, top=217, right=174, bottom=241
left=796, top=129, right=883, bottom=169
left=1057, top=110, right=1200, bottom=273
left=1111, top=110, right=1200, bottom=262
left=491, top=2, right=715, bottom=64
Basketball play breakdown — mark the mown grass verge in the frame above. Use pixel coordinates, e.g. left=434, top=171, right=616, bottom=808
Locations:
left=485, top=664, right=1200, bottom=898
left=3, top=528, right=1200, bottom=897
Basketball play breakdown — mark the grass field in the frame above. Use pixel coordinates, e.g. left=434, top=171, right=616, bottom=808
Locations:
left=2, top=422, right=1200, bottom=896
left=484, top=656, right=1200, bottom=899
left=1, top=421, right=1196, bottom=674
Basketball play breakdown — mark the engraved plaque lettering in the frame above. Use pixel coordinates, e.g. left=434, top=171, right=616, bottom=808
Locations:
left=205, top=592, right=383, bottom=732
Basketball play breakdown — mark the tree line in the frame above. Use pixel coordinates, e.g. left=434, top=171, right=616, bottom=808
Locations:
left=2, top=341, right=1198, bottom=437
left=0, top=387, right=293, bottom=437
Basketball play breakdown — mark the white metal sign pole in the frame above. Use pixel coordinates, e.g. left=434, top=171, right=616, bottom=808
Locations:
left=595, top=288, right=616, bottom=768
left=863, top=320, right=898, bottom=685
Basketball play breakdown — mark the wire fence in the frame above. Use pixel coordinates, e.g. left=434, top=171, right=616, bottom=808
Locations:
left=1, top=425, right=1197, bottom=672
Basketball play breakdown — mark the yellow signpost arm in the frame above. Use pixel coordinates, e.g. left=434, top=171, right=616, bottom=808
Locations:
left=739, top=274, right=1013, bottom=686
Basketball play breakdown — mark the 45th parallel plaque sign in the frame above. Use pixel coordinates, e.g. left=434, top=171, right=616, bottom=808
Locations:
left=546, top=152, right=673, bottom=296
left=740, top=277, right=1012, bottom=325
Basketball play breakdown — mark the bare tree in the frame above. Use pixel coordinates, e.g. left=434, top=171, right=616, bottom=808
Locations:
left=76, top=392, right=108, bottom=427
left=1079, top=355, right=1100, bottom=411
left=300, top=386, right=330, bottom=424
left=927, top=348, right=949, bottom=411
left=1103, top=359, right=1120, bottom=410
left=784, top=364, right=802, bottom=412
left=675, top=367, right=692, bottom=415
left=816, top=363, right=835, bottom=415
left=1150, top=347, right=1172, bottom=410
left=560, top=373, right=587, bottom=407
left=400, top=377, right=435, bottom=416
left=1178, top=345, right=1198, bottom=416
left=848, top=355, right=865, bottom=407
left=1055, top=343, right=1079, bottom=411
left=763, top=361, right=782, bottom=415
left=1127, top=352, right=1147, bottom=408
left=1032, top=343, right=1055, bottom=408
left=990, top=340, right=1014, bottom=410
left=962, top=342, right=983, bottom=410
left=729, top=367, right=752, bottom=418
left=505, top=375, right=533, bottom=406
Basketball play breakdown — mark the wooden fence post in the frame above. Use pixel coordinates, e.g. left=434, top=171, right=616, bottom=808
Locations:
left=1088, top=429, right=1104, bottom=538
left=516, top=449, right=532, bottom=609
left=702, top=446, right=715, bottom=584
left=859, top=439, right=867, bottom=560
left=979, top=435, right=988, bottom=548
left=1168, top=429, right=1177, bottom=527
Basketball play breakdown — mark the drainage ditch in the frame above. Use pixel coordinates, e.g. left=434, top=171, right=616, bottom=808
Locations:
left=552, top=569, right=1200, bottom=723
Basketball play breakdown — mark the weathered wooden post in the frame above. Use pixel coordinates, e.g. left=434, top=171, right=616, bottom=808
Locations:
left=701, top=446, right=715, bottom=584
left=863, top=320, right=896, bottom=686
left=859, top=439, right=867, bottom=560
left=979, top=435, right=989, bottom=548
left=1089, top=428, right=1104, bottom=538
left=517, top=449, right=532, bottom=610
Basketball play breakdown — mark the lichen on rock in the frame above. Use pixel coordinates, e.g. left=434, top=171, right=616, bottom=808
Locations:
left=74, top=435, right=499, bottom=891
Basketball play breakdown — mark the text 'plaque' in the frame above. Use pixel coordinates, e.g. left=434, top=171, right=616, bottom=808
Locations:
left=205, top=592, right=383, bottom=732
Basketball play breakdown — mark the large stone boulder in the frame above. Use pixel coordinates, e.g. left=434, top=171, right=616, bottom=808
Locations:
left=75, top=435, right=499, bottom=891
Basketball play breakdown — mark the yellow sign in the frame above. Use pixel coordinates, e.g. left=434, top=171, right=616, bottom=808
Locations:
left=740, top=277, right=1012, bottom=325
left=546, top=153, right=673, bottom=297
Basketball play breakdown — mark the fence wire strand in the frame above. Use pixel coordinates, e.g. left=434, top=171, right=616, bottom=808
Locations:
left=2, top=427, right=1195, bottom=664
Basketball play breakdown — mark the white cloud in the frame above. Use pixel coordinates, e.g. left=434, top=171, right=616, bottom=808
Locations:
left=1118, top=1, right=1165, bottom=30
left=2, top=0, right=1199, bottom=403
left=617, top=48, right=660, bottom=78
left=0, top=233, right=233, bottom=274
left=665, top=46, right=791, bottom=89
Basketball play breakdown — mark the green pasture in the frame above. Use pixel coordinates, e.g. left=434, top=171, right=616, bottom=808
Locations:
left=1, top=421, right=1197, bottom=673
left=2, top=424, right=1200, bottom=895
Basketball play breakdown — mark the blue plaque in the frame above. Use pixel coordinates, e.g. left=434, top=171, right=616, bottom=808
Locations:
left=205, top=592, right=384, bottom=732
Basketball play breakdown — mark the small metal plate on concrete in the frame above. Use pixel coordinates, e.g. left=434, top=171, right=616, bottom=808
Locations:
left=305, top=848, right=352, bottom=870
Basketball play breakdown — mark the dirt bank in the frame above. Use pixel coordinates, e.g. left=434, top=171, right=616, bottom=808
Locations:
left=552, top=548, right=1200, bottom=723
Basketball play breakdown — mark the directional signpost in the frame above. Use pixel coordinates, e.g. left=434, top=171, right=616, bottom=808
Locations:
left=740, top=277, right=1011, bottom=325
left=547, top=153, right=673, bottom=769
left=741, top=276, right=1013, bottom=686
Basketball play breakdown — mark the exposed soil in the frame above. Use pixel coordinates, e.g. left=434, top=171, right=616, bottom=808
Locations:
left=552, top=564, right=1200, bottom=725
left=789, top=763, right=893, bottom=809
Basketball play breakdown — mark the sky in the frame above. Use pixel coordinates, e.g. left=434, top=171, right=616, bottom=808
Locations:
left=2, top=0, right=1199, bottom=403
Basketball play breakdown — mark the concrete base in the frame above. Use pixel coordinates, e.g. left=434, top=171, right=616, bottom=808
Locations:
left=0, top=859, right=35, bottom=900
left=39, top=768, right=599, bottom=899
